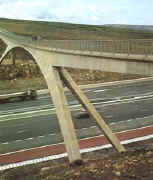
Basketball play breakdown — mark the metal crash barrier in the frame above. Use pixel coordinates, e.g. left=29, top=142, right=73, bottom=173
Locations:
left=0, top=89, right=37, bottom=104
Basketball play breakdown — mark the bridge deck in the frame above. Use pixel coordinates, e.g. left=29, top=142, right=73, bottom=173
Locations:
left=0, top=28, right=153, bottom=62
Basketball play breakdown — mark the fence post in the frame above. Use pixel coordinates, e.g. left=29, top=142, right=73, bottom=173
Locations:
left=127, top=40, right=130, bottom=55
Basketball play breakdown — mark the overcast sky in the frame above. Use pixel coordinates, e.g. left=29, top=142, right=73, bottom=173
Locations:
left=0, top=0, right=152, bottom=25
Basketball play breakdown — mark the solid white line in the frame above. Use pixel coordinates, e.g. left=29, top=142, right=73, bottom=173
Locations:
left=0, top=103, right=83, bottom=121
left=0, top=104, right=53, bottom=115
left=77, top=124, right=153, bottom=142
left=1, top=92, right=153, bottom=122
left=110, top=115, right=153, bottom=125
left=1, top=124, right=153, bottom=156
left=99, top=95, right=153, bottom=107
left=2, top=77, right=153, bottom=97
left=115, top=124, right=153, bottom=134
left=37, top=77, right=153, bottom=95
left=1, top=133, right=153, bottom=171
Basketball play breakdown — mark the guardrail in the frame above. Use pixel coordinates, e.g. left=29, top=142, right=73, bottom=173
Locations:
left=0, top=28, right=153, bottom=56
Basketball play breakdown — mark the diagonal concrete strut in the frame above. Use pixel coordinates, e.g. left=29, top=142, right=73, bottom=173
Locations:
left=58, top=67, right=126, bottom=153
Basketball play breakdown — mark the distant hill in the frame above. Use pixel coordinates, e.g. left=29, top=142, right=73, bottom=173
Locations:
left=0, top=18, right=153, bottom=40
left=104, top=24, right=153, bottom=33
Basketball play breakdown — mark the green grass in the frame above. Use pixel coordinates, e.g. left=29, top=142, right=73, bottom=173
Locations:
left=0, top=17, right=153, bottom=60
left=0, top=17, right=153, bottom=40
left=0, top=77, right=47, bottom=94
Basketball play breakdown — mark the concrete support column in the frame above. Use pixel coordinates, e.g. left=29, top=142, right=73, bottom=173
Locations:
left=39, top=63, right=81, bottom=163
left=59, top=67, right=126, bottom=153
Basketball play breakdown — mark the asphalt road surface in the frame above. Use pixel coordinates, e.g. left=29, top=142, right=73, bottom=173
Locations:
left=1, top=78, right=153, bottom=153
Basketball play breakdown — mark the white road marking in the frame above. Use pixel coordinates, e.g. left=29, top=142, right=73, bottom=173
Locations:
left=49, top=133, right=56, bottom=136
left=2, top=142, right=9, bottom=145
left=0, top=104, right=53, bottom=116
left=81, top=127, right=88, bottom=130
left=15, top=140, right=22, bottom=142
left=0, top=108, right=57, bottom=122
left=26, top=138, right=33, bottom=140
left=94, top=89, right=108, bottom=93
left=1, top=92, right=153, bottom=122
left=1, top=113, right=153, bottom=146
left=99, top=96, right=153, bottom=107
left=1, top=133, right=153, bottom=171
left=2, top=124, right=153, bottom=157
left=90, top=126, right=97, bottom=129
left=38, top=135, right=45, bottom=138
left=17, top=130, right=26, bottom=134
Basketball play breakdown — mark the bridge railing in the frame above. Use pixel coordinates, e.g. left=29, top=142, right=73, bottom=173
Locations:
left=0, top=29, right=153, bottom=56
left=39, top=39, right=153, bottom=56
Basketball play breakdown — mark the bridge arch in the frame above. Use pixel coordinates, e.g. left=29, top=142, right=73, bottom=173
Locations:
left=0, top=43, right=48, bottom=93
left=1, top=46, right=36, bottom=64
left=0, top=38, right=7, bottom=62
left=0, top=42, right=37, bottom=62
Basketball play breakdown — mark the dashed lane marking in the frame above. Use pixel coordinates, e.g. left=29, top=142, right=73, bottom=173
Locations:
left=15, top=140, right=22, bottom=142
left=94, top=89, right=109, bottom=93
left=1, top=92, right=153, bottom=122
left=17, top=130, right=26, bottom=134
left=49, top=133, right=56, bottom=136
left=2, top=142, right=9, bottom=145
left=26, top=138, right=33, bottom=140
left=38, top=135, right=45, bottom=138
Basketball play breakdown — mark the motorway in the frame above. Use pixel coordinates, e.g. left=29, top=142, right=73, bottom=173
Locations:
left=1, top=78, right=153, bottom=154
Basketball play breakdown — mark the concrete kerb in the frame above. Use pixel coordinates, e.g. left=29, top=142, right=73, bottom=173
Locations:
left=1, top=76, right=153, bottom=98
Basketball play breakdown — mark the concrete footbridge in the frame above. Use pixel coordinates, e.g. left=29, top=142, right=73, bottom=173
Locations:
left=0, top=28, right=153, bottom=164
left=0, top=28, right=153, bottom=75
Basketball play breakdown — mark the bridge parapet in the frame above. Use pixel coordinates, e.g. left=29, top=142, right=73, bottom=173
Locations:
left=0, top=28, right=153, bottom=56
left=42, top=39, right=153, bottom=56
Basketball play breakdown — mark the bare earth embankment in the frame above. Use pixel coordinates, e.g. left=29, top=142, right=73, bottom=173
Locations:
left=0, top=63, right=146, bottom=94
